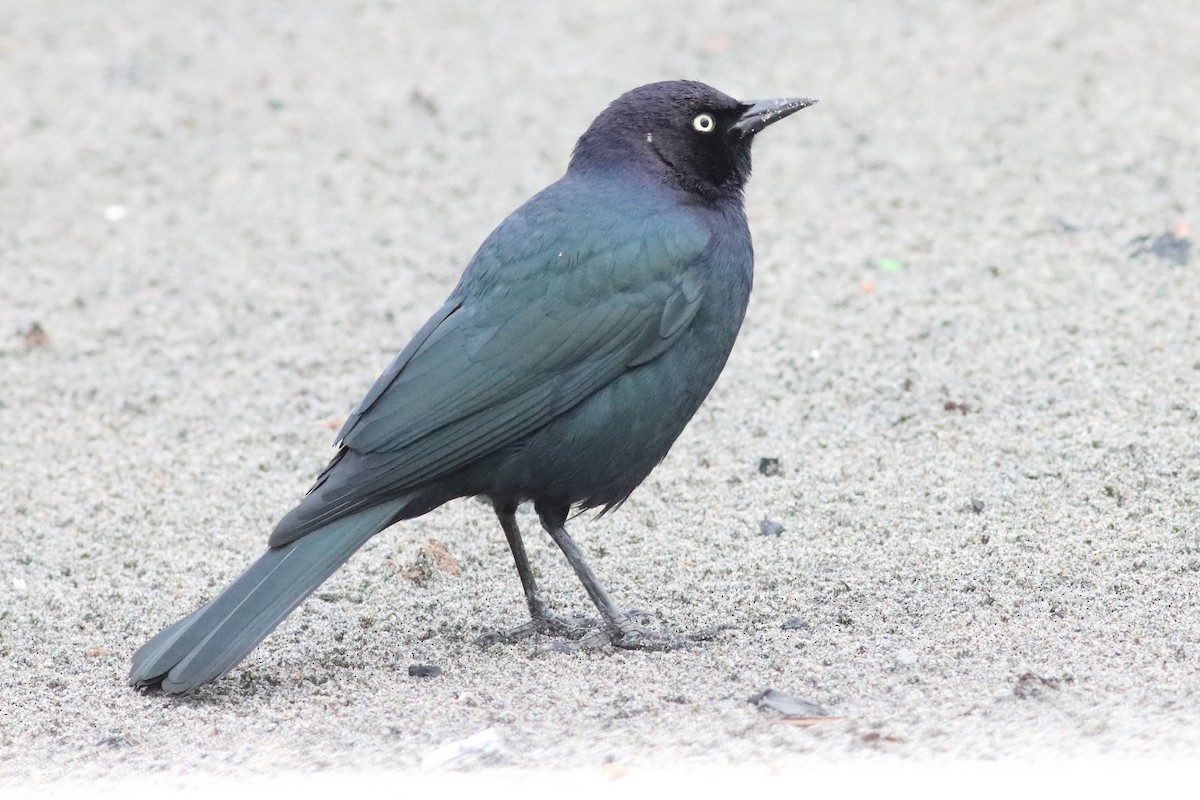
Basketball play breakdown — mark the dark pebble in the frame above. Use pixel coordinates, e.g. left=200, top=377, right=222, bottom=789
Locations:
left=408, top=664, right=442, bottom=678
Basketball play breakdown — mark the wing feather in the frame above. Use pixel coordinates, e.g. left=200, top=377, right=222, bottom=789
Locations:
left=270, top=183, right=712, bottom=545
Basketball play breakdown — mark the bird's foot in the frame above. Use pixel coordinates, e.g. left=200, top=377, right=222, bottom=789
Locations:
left=475, top=609, right=597, bottom=647
left=477, top=602, right=736, bottom=652
left=543, top=612, right=736, bottom=653
left=609, top=618, right=736, bottom=652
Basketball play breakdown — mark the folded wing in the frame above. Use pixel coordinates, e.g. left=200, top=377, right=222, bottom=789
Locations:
left=270, top=196, right=710, bottom=546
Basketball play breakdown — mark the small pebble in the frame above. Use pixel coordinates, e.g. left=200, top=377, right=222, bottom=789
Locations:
left=758, top=518, right=785, bottom=536
left=758, top=457, right=781, bottom=477
left=894, top=649, right=918, bottom=667
left=748, top=688, right=831, bottom=718
left=408, top=664, right=442, bottom=678
left=421, top=727, right=501, bottom=768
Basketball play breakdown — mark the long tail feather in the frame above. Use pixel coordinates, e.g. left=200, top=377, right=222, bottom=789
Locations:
left=129, top=501, right=404, bottom=694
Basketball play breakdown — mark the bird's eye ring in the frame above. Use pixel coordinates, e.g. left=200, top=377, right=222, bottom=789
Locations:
left=692, top=113, right=715, bottom=133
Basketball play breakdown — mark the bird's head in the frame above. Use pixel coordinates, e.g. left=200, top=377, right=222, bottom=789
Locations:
left=569, top=80, right=816, bottom=202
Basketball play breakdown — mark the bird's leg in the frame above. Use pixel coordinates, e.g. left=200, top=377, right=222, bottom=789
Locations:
left=474, top=501, right=594, bottom=646
left=535, top=503, right=709, bottom=652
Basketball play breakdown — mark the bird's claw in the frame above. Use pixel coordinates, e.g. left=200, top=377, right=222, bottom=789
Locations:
left=549, top=622, right=732, bottom=652
left=475, top=610, right=597, bottom=647
left=477, top=605, right=736, bottom=652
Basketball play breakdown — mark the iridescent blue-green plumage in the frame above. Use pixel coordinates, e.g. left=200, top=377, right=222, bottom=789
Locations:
left=130, top=80, right=814, bottom=693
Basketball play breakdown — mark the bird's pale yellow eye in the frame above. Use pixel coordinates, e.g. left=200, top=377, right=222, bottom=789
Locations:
left=692, top=113, right=715, bottom=133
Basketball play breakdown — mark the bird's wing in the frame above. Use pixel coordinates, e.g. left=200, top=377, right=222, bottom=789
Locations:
left=269, top=201, right=711, bottom=545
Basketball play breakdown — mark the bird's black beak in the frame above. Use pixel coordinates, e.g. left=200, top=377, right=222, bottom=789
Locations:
left=731, top=97, right=818, bottom=139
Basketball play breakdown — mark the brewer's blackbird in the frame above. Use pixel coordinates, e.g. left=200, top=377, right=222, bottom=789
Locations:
left=130, top=80, right=815, bottom=694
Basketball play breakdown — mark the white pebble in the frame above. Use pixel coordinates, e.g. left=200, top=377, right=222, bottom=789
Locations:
left=421, top=726, right=502, bottom=767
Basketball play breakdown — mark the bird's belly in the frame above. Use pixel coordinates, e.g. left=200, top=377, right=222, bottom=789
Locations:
left=484, top=310, right=742, bottom=509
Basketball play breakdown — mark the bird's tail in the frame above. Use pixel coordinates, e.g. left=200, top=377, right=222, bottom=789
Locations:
left=128, top=500, right=405, bottom=694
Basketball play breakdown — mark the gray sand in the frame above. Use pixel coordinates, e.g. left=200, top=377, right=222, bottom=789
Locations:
left=2, top=0, right=1198, bottom=789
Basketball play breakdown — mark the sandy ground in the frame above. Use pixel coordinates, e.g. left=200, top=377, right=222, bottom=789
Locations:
left=2, top=0, right=1199, bottom=791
